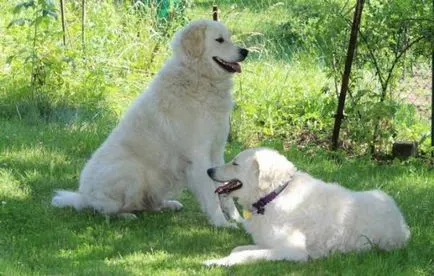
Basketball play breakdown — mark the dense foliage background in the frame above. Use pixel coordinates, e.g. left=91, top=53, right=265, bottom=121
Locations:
left=0, top=0, right=432, bottom=157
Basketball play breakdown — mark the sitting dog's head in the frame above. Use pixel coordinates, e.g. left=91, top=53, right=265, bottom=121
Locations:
left=207, top=148, right=296, bottom=207
left=172, top=20, right=248, bottom=79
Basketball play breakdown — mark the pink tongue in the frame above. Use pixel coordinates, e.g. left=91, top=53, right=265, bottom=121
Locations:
left=215, top=181, right=230, bottom=194
left=215, top=186, right=225, bottom=194
left=215, top=180, right=234, bottom=194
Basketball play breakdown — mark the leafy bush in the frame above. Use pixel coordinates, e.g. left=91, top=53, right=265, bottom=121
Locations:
left=1, top=0, right=187, bottom=120
left=0, top=0, right=431, bottom=156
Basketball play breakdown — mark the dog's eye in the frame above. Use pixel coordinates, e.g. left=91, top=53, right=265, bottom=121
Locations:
left=232, top=161, right=239, bottom=166
left=215, top=37, right=224, bottom=43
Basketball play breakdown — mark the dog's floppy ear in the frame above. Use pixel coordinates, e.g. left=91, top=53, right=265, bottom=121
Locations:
left=253, top=154, right=273, bottom=191
left=180, top=23, right=206, bottom=58
left=254, top=149, right=296, bottom=191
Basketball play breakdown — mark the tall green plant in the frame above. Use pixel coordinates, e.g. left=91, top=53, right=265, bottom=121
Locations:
left=357, top=0, right=432, bottom=154
left=7, top=0, right=61, bottom=118
left=316, top=0, right=431, bottom=155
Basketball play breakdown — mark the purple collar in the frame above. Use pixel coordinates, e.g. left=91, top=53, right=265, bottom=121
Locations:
left=252, top=180, right=290, bottom=215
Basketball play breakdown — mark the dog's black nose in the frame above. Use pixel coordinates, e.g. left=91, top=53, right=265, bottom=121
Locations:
left=207, top=168, right=215, bottom=178
left=239, top=48, right=249, bottom=59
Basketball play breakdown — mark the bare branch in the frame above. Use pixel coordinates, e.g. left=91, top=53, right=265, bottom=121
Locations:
left=358, top=30, right=386, bottom=92
left=382, top=36, right=425, bottom=100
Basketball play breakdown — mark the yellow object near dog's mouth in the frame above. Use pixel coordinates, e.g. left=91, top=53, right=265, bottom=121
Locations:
left=212, top=57, right=241, bottom=73
left=214, top=179, right=243, bottom=194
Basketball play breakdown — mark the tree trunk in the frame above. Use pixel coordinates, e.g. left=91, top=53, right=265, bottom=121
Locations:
left=213, top=6, right=219, bottom=21
left=331, top=0, right=365, bottom=150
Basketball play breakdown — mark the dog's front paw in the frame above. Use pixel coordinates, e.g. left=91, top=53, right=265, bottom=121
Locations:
left=228, top=222, right=239, bottom=228
left=203, top=258, right=232, bottom=267
left=219, top=221, right=238, bottom=229
left=210, top=213, right=239, bottom=228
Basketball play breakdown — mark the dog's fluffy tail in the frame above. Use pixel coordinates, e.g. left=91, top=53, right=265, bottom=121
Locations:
left=51, top=190, right=88, bottom=210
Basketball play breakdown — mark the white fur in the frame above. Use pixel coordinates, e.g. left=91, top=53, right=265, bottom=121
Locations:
left=51, top=20, right=248, bottom=227
left=204, top=148, right=410, bottom=266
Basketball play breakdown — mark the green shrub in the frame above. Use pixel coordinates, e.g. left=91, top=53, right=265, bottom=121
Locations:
left=0, top=0, right=431, bottom=157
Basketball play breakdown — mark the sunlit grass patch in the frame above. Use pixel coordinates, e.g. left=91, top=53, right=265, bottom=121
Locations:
left=0, top=118, right=433, bottom=275
left=0, top=169, right=31, bottom=200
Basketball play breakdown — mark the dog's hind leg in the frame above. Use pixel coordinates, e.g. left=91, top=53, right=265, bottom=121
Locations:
left=230, top=245, right=263, bottom=253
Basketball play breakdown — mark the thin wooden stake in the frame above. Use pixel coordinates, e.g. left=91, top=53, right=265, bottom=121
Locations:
left=60, top=0, right=66, bottom=46
left=81, top=0, right=86, bottom=53
left=431, top=0, right=434, bottom=158
left=212, top=6, right=219, bottom=21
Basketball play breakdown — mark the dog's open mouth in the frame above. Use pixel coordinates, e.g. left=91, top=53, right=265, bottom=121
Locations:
left=212, top=57, right=241, bottom=73
left=214, top=179, right=243, bottom=195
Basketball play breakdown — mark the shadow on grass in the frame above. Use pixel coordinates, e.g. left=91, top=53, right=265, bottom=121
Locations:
left=1, top=118, right=433, bottom=274
left=0, top=194, right=250, bottom=274
left=0, top=118, right=250, bottom=274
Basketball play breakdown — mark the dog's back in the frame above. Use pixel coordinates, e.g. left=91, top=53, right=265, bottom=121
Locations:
left=347, top=189, right=410, bottom=251
left=260, top=174, right=410, bottom=258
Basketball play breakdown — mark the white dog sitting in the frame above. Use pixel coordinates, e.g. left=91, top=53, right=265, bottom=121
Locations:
left=204, top=148, right=410, bottom=266
left=51, top=20, right=248, bottom=227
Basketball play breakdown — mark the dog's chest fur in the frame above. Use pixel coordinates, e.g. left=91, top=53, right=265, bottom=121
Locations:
left=153, top=64, right=233, bottom=148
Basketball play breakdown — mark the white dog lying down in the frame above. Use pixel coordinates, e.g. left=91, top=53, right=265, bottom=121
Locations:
left=204, top=148, right=410, bottom=266
left=51, top=20, right=248, bottom=227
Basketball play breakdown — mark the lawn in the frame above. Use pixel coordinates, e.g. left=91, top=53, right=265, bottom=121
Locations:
left=0, top=0, right=433, bottom=274
left=0, top=118, right=433, bottom=275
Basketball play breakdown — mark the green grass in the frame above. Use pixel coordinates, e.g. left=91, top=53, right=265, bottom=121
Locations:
left=1, top=118, right=433, bottom=275
left=0, top=0, right=433, bottom=274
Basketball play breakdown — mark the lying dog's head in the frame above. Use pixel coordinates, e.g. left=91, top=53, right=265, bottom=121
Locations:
left=207, top=148, right=296, bottom=207
left=172, top=20, right=248, bottom=79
